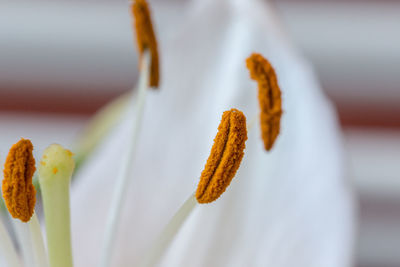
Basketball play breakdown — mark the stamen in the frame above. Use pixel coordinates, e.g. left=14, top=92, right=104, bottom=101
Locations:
left=140, top=109, right=247, bottom=266
left=246, top=53, right=282, bottom=151
left=2, top=138, right=36, bottom=222
left=196, top=109, right=247, bottom=203
left=132, top=0, right=160, bottom=88
left=100, top=1, right=157, bottom=264
left=3, top=139, right=48, bottom=267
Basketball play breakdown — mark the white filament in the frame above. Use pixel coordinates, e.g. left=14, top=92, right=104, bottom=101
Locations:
left=100, top=51, right=151, bottom=267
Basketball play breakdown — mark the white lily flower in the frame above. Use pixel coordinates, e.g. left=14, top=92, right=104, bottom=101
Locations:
left=71, top=0, right=355, bottom=266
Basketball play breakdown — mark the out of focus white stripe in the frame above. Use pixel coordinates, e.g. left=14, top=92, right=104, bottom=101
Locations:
left=0, top=1, right=399, bottom=106
left=345, top=128, right=400, bottom=197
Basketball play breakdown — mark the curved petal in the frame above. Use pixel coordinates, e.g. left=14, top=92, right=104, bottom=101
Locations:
left=71, top=1, right=355, bottom=266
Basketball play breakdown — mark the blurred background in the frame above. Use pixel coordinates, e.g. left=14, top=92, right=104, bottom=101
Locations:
left=0, top=0, right=399, bottom=266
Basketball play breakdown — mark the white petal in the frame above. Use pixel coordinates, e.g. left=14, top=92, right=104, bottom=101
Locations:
left=71, top=0, right=355, bottom=266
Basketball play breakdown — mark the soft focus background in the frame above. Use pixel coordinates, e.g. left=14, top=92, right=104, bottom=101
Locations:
left=0, top=0, right=399, bottom=266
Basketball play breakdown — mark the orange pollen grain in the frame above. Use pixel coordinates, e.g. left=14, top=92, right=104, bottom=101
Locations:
left=52, top=167, right=58, bottom=174
left=131, top=0, right=160, bottom=88
left=66, top=149, right=74, bottom=157
left=246, top=53, right=282, bottom=151
left=2, top=139, right=36, bottom=222
left=196, top=109, right=248, bottom=204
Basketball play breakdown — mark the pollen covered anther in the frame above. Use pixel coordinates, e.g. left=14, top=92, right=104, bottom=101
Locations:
left=196, top=109, right=247, bottom=203
left=132, top=0, right=160, bottom=88
left=2, top=138, right=36, bottom=222
left=246, top=53, right=282, bottom=151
